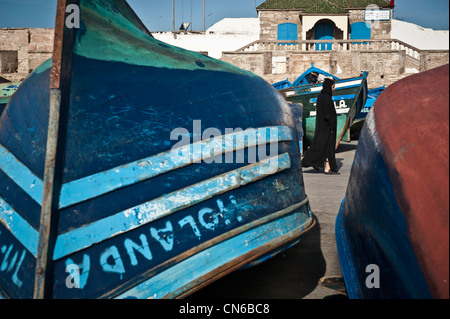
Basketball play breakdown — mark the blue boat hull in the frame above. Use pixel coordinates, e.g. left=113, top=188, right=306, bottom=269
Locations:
left=280, top=73, right=368, bottom=148
left=336, top=65, right=449, bottom=299
left=335, top=116, right=432, bottom=298
left=273, top=64, right=339, bottom=90
left=0, top=0, right=313, bottom=299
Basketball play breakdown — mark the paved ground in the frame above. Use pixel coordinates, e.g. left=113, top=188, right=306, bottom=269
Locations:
left=189, top=140, right=358, bottom=300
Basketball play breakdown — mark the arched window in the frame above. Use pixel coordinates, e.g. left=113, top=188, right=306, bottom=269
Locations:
left=277, top=23, right=298, bottom=42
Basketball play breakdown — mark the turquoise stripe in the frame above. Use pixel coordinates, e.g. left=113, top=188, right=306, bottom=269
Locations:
left=0, top=196, right=39, bottom=257
left=59, top=126, right=292, bottom=208
left=0, top=143, right=43, bottom=205
left=0, top=127, right=292, bottom=210
left=53, top=153, right=291, bottom=260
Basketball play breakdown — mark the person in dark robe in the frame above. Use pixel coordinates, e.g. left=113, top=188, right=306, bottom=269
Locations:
left=301, top=78, right=340, bottom=175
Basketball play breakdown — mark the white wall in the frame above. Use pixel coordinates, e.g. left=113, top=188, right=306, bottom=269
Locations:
left=152, top=18, right=259, bottom=59
left=391, top=19, right=449, bottom=50
left=152, top=17, right=449, bottom=59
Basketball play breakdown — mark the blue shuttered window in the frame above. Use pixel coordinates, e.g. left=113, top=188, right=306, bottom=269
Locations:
left=350, top=22, right=371, bottom=44
left=277, top=23, right=298, bottom=45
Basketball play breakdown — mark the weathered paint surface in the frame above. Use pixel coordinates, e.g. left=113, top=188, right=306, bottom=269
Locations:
left=0, top=0, right=314, bottom=298
left=280, top=73, right=368, bottom=148
left=0, top=82, right=21, bottom=105
left=117, top=203, right=313, bottom=299
left=53, top=152, right=292, bottom=260
left=0, top=126, right=292, bottom=209
left=336, top=65, right=449, bottom=298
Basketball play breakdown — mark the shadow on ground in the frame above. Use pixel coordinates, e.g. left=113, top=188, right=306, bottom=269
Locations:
left=188, top=214, right=328, bottom=299
left=336, top=142, right=358, bottom=154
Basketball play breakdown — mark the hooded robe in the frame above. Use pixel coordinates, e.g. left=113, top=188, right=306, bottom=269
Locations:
left=301, top=78, right=338, bottom=170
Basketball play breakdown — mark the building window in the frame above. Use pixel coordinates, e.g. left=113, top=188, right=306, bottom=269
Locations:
left=350, top=22, right=371, bottom=44
left=0, top=51, right=18, bottom=74
left=277, top=23, right=298, bottom=42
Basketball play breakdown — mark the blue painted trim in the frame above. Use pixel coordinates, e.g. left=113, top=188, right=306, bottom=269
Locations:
left=335, top=198, right=360, bottom=298
left=277, top=23, right=298, bottom=41
left=53, top=153, right=292, bottom=260
left=58, top=126, right=292, bottom=209
left=310, top=94, right=356, bottom=103
left=116, top=205, right=313, bottom=299
left=0, top=143, right=43, bottom=205
left=350, top=22, right=371, bottom=40
left=0, top=196, right=38, bottom=257
left=0, top=127, right=292, bottom=211
left=290, top=65, right=339, bottom=88
left=0, top=126, right=292, bottom=211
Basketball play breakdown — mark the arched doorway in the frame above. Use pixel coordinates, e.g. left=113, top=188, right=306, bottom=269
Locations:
left=314, top=20, right=334, bottom=50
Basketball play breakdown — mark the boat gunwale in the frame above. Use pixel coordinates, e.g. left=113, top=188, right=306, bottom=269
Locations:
left=169, top=214, right=316, bottom=299
left=99, top=196, right=312, bottom=299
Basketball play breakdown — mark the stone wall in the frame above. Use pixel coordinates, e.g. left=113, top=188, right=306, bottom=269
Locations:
left=0, top=51, right=18, bottom=73
left=259, top=10, right=302, bottom=41
left=330, top=50, right=405, bottom=88
left=222, top=48, right=449, bottom=89
left=420, top=51, right=450, bottom=71
left=348, top=9, right=392, bottom=40
left=0, top=28, right=54, bottom=81
left=222, top=51, right=272, bottom=75
left=27, top=29, right=54, bottom=71
left=259, top=8, right=393, bottom=42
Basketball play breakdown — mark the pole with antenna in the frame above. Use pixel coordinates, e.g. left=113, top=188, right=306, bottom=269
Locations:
left=172, top=0, right=175, bottom=32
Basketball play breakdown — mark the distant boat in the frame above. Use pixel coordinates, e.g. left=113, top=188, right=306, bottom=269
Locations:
left=0, top=81, right=21, bottom=114
left=272, top=63, right=339, bottom=90
left=336, top=64, right=449, bottom=299
left=0, top=0, right=314, bottom=299
left=279, top=72, right=368, bottom=148
left=350, top=85, right=385, bottom=138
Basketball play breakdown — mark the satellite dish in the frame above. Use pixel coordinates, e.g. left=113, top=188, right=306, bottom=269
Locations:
left=179, top=22, right=191, bottom=31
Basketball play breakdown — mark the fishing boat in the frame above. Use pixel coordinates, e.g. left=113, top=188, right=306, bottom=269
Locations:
left=272, top=63, right=339, bottom=91
left=0, top=0, right=314, bottom=299
left=350, top=85, right=385, bottom=138
left=335, top=64, right=449, bottom=299
left=279, top=72, right=368, bottom=148
left=0, top=81, right=21, bottom=114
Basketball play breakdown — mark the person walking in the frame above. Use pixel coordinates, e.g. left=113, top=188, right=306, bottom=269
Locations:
left=301, top=78, right=340, bottom=175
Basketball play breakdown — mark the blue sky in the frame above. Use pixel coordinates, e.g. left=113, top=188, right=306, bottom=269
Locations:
left=0, top=0, right=448, bottom=30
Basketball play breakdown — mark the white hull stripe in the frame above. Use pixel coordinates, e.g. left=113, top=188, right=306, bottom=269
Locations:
left=53, top=153, right=291, bottom=260
left=309, top=79, right=363, bottom=92
left=0, top=153, right=291, bottom=259
left=59, top=126, right=292, bottom=208
left=0, top=126, right=292, bottom=209
left=0, top=196, right=38, bottom=256
left=310, top=108, right=350, bottom=116
left=309, top=94, right=356, bottom=103
left=0, top=144, right=43, bottom=205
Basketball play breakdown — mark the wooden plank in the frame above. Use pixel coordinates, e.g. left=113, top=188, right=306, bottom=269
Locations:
left=33, top=0, right=78, bottom=299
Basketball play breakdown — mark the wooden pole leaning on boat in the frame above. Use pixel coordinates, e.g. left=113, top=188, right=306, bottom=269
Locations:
left=33, top=0, right=77, bottom=299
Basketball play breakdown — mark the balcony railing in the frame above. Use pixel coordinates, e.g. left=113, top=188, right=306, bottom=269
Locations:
left=236, top=38, right=422, bottom=61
